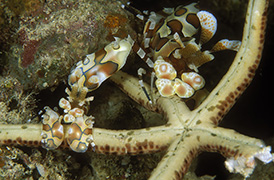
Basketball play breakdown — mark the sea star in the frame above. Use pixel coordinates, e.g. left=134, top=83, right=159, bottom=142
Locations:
left=0, top=0, right=272, bottom=179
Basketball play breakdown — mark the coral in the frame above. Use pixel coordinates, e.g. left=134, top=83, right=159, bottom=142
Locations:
left=0, top=146, right=78, bottom=179
left=4, top=0, right=136, bottom=91
left=0, top=146, right=33, bottom=179
left=104, top=14, right=127, bottom=29
left=20, top=39, right=41, bottom=68
left=89, top=152, right=164, bottom=179
left=104, top=13, right=129, bottom=40
left=0, top=75, right=37, bottom=124
left=0, top=1, right=20, bottom=71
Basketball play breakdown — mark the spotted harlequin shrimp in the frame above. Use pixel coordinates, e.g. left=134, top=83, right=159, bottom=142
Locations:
left=41, top=36, right=134, bottom=152
left=41, top=106, right=64, bottom=150
left=68, top=36, right=134, bottom=92
left=132, top=3, right=241, bottom=100
left=67, top=114, right=95, bottom=153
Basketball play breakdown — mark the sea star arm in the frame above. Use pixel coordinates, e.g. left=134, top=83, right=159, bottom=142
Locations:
left=110, top=70, right=158, bottom=111
left=193, top=0, right=269, bottom=126
left=111, top=71, right=193, bottom=126
left=149, top=125, right=273, bottom=179
left=0, top=124, right=178, bottom=155
left=93, top=126, right=177, bottom=154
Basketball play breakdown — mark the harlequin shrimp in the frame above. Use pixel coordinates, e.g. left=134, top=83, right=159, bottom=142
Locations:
left=130, top=2, right=241, bottom=101
left=41, top=36, right=134, bottom=152
left=68, top=36, right=134, bottom=92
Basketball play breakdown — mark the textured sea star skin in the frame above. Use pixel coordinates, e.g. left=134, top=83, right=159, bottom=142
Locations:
left=0, top=0, right=272, bottom=179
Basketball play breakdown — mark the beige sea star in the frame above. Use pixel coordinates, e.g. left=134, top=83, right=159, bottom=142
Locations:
left=0, top=0, right=272, bottom=179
